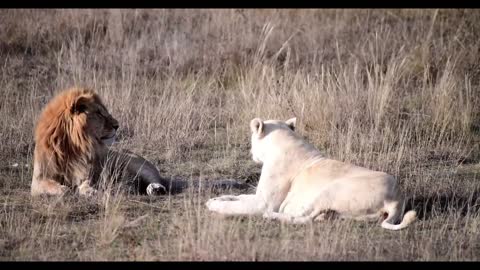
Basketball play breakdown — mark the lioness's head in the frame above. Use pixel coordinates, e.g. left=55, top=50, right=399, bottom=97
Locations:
left=249, top=117, right=296, bottom=164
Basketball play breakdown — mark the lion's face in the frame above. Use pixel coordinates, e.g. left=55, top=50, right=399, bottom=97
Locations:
left=75, top=98, right=119, bottom=146
left=32, top=87, right=121, bottom=192
left=249, top=117, right=296, bottom=164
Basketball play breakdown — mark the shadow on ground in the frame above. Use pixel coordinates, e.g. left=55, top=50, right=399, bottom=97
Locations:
left=165, top=177, right=254, bottom=195
left=406, top=189, right=480, bottom=220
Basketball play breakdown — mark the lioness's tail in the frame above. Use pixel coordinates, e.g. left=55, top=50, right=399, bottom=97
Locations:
left=381, top=209, right=417, bottom=231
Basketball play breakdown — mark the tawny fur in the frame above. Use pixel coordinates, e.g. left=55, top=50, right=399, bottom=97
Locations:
left=31, top=87, right=166, bottom=197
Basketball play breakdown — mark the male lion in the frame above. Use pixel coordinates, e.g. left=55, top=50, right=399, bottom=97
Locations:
left=206, top=117, right=417, bottom=230
left=31, top=87, right=167, bottom=197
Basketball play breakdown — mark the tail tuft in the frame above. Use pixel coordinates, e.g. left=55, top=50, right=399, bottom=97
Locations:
left=403, top=210, right=417, bottom=224
left=381, top=210, right=417, bottom=231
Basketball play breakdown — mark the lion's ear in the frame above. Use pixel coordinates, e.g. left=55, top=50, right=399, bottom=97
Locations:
left=285, top=117, right=296, bottom=131
left=250, top=118, right=264, bottom=135
left=71, top=96, right=89, bottom=114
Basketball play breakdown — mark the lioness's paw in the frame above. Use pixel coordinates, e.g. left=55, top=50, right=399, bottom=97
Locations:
left=146, top=183, right=166, bottom=196
left=206, top=198, right=224, bottom=213
left=205, top=198, right=215, bottom=208
left=262, top=211, right=276, bottom=219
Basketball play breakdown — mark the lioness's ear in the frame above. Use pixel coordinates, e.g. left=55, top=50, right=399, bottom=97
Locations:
left=285, top=117, right=296, bottom=131
left=71, top=96, right=89, bottom=114
left=250, top=118, right=264, bottom=135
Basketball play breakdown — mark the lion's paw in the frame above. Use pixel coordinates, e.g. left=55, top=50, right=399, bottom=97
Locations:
left=77, top=181, right=97, bottom=197
left=80, top=186, right=97, bottom=197
left=262, top=211, right=277, bottom=219
left=88, top=188, right=97, bottom=197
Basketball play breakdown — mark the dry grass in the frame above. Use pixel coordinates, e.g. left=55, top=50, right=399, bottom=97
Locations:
left=1, top=9, right=480, bottom=261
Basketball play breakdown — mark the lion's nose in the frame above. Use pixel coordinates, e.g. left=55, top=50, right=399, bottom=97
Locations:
left=112, top=121, right=119, bottom=130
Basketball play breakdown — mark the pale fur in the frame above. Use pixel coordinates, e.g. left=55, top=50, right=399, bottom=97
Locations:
left=206, top=117, right=416, bottom=231
left=31, top=87, right=166, bottom=197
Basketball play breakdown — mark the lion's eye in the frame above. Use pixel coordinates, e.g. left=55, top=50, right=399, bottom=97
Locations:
left=76, top=104, right=87, bottom=113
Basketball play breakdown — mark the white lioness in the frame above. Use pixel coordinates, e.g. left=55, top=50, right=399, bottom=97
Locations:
left=206, top=117, right=416, bottom=230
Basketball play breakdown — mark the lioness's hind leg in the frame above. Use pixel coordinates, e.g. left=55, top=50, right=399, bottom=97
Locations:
left=380, top=200, right=416, bottom=230
left=264, top=208, right=337, bottom=224
left=313, top=209, right=338, bottom=221
left=351, top=212, right=385, bottom=222
left=262, top=212, right=311, bottom=224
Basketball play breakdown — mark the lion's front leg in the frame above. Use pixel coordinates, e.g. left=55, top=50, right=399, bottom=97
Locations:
left=77, top=180, right=97, bottom=197
left=31, top=178, right=68, bottom=197
left=206, top=194, right=266, bottom=216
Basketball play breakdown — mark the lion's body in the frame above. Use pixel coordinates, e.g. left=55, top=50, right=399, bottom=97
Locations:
left=206, top=118, right=416, bottom=230
left=96, top=150, right=168, bottom=195
left=31, top=87, right=167, bottom=197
